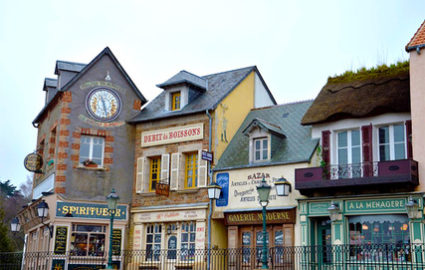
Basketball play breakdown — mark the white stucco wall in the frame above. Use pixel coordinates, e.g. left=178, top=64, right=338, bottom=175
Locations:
left=254, top=73, right=275, bottom=108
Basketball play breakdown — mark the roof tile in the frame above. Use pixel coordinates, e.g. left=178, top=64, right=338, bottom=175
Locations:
left=406, top=20, right=425, bottom=51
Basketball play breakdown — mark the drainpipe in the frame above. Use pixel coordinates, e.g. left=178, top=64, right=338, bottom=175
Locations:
left=206, top=109, right=213, bottom=270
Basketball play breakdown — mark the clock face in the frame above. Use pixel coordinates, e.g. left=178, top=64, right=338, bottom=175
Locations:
left=86, top=88, right=121, bottom=121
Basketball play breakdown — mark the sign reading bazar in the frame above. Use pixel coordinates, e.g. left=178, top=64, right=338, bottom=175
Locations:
left=56, top=202, right=127, bottom=220
left=225, top=208, right=295, bottom=225
left=141, top=123, right=203, bottom=147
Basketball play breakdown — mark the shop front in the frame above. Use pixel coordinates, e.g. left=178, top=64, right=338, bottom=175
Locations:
left=18, top=194, right=128, bottom=270
left=298, top=193, right=424, bottom=267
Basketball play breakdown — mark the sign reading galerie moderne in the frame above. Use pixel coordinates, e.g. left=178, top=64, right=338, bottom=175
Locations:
left=141, top=123, right=203, bottom=147
left=225, top=208, right=295, bottom=225
left=56, top=202, right=127, bottom=220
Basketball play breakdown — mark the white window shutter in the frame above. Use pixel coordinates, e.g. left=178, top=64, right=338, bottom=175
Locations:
left=198, top=149, right=208, bottom=187
left=136, top=157, right=145, bottom=193
left=161, top=154, right=170, bottom=183
left=170, top=153, right=179, bottom=190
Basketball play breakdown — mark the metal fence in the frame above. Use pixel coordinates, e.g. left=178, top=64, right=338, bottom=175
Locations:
left=1, top=244, right=425, bottom=270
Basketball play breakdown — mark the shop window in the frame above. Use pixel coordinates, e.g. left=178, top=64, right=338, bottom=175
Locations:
left=253, top=137, right=269, bottom=162
left=378, top=124, right=406, bottom=161
left=146, top=224, right=162, bottom=261
left=171, top=92, right=181, bottom=111
left=337, top=130, right=361, bottom=178
left=180, top=222, right=196, bottom=261
left=348, top=215, right=410, bottom=262
left=242, top=232, right=252, bottom=264
left=70, top=225, right=106, bottom=256
left=79, top=135, right=105, bottom=167
left=149, top=157, right=161, bottom=192
left=256, top=230, right=269, bottom=263
left=185, top=152, right=198, bottom=189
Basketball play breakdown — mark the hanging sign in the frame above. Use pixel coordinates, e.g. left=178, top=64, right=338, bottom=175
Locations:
left=24, top=153, right=43, bottom=173
left=156, top=183, right=170, bottom=196
left=201, top=151, right=213, bottom=162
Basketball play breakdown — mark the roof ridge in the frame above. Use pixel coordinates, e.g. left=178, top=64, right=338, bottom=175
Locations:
left=201, top=65, right=256, bottom=78
left=253, top=117, right=281, bottom=130
left=251, top=99, right=313, bottom=111
left=180, top=70, right=206, bottom=80
left=56, top=60, right=87, bottom=66
left=327, top=76, right=409, bottom=94
left=406, top=20, right=425, bottom=51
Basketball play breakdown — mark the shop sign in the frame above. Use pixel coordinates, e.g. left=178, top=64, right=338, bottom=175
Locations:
left=54, top=226, right=68, bottom=255
left=24, top=153, right=43, bottom=172
left=225, top=208, right=295, bottom=225
left=345, top=198, right=406, bottom=214
left=155, top=182, right=170, bottom=196
left=51, top=259, right=65, bottom=270
left=216, top=173, right=229, bottom=207
left=112, top=229, right=122, bottom=256
left=56, top=202, right=127, bottom=220
left=141, top=123, right=203, bottom=147
left=135, top=209, right=205, bottom=223
left=68, top=264, right=105, bottom=270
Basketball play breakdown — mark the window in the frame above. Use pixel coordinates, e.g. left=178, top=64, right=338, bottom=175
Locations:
left=146, top=224, right=162, bottom=261
left=337, top=130, right=361, bottom=178
left=70, top=225, right=106, bottom=256
left=79, top=136, right=105, bottom=167
left=149, top=157, right=161, bottom=192
left=185, top=152, right=198, bottom=188
left=180, top=222, right=196, bottom=261
left=378, top=124, right=406, bottom=161
left=171, top=92, right=181, bottom=111
left=254, top=137, right=268, bottom=162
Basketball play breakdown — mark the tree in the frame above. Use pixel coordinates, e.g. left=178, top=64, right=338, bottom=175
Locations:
left=0, top=180, right=17, bottom=198
left=0, top=202, right=13, bottom=252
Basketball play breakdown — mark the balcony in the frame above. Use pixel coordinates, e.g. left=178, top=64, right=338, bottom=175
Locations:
left=295, top=159, right=418, bottom=195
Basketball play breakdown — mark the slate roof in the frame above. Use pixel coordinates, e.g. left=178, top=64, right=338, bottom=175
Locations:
left=55, top=60, right=86, bottom=74
left=129, top=66, right=276, bottom=123
left=301, top=68, right=410, bottom=125
left=43, top=78, right=57, bottom=90
left=406, top=20, right=425, bottom=52
left=33, top=47, right=147, bottom=125
left=157, top=70, right=207, bottom=90
left=214, top=100, right=318, bottom=171
left=242, top=118, right=285, bottom=137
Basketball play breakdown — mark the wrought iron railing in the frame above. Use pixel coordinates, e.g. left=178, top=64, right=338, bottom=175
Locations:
left=327, top=161, right=379, bottom=180
left=2, top=244, right=425, bottom=269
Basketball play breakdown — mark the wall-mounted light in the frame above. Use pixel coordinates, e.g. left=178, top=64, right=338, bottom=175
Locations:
left=406, top=197, right=420, bottom=219
left=207, top=182, right=221, bottom=200
left=10, top=217, right=21, bottom=233
left=37, top=200, right=53, bottom=237
left=328, top=202, right=341, bottom=221
left=275, top=177, right=291, bottom=197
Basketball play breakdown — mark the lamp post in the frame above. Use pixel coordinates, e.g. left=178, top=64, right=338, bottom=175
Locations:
left=207, top=182, right=221, bottom=270
left=106, top=189, right=119, bottom=269
left=257, top=177, right=271, bottom=269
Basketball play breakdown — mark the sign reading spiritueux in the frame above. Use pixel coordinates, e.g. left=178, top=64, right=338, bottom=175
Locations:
left=56, top=202, right=127, bottom=220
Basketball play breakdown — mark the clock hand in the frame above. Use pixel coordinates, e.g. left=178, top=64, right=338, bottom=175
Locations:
left=100, top=97, right=108, bottom=116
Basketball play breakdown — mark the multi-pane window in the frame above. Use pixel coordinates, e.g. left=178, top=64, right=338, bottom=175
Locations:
left=379, top=124, right=406, bottom=161
left=149, top=157, right=161, bottom=192
left=185, top=152, right=198, bottom=188
left=70, top=225, right=106, bottom=256
left=79, top=136, right=105, bottom=166
left=256, top=231, right=269, bottom=263
left=171, top=92, right=181, bottom=111
left=146, top=224, right=162, bottom=261
left=254, top=138, right=268, bottom=162
left=180, top=222, right=196, bottom=261
left=337, top=130, right=361, bottom=178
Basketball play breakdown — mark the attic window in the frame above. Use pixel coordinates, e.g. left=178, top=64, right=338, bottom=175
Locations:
left=253, top=137, right=269, bottom=162
left=171, top=92, right=181, bottom=111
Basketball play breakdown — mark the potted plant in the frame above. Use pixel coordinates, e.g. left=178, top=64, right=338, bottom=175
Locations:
left=83, top=159, right=98, bottom=168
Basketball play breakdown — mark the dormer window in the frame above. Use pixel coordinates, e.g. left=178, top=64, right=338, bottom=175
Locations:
left=171, top=91, right=181, bottom=111
left=254, top=137, right=268, bottom=161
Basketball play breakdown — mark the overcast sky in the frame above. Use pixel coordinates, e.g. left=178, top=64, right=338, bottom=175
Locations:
left=0, top=1, right=424, bottom=188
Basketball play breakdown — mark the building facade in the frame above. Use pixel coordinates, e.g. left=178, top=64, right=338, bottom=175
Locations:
left=128, top=67, right=276, bottom=268
left=17, top=47, right=146, bottom=270
left=212, top=101, right=318, bottom=269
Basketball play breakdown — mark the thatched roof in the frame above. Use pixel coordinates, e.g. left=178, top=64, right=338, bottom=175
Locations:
left=301, top=68, right=410, bottom=125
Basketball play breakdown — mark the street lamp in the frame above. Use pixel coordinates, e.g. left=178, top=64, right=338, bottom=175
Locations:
left=37, top=200, right=54, bottom=237
left=328, top=202, right=341, bottom=222
left=10, top=217, right=21, bottom=232
left=257, top=177, right=271, bottom=269
left=207, top=181, right=221, bottom=270
left=275, top=177, right=291, bottom=197
left=106, top=189, right=119, bottom=269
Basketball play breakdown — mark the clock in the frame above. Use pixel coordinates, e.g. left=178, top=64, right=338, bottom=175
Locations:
left=86, top=88, right=121, bottom=121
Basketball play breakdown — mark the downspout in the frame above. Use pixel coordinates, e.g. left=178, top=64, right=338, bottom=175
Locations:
left=206, top=109, right=213, bottom=270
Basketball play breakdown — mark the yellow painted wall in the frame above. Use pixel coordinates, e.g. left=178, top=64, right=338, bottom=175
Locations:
left=212, top=71, right=255, bottom=163
left=211, top=218, right=227, bottom=248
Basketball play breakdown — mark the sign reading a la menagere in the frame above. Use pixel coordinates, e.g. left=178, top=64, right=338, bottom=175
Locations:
left=141, top=123, right=203, bottom=147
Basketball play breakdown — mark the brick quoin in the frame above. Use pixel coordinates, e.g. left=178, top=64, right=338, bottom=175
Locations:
left=81, top=128, right=91, bottom=134
left=62, top=92, right=72, bottom=102
left=57, top=164, right=67, bottom=170
left=133, top=99, right=142, bottom=110
left=104, top=158, right=113, bottom=164
left=71, top=143, right=80, bottom=150
left=60, top=130, right=70, bottom=136
left=60, top=118, right=71, bottom=125
left=72, top=132, right=81, bottom=138
left=57, top=152, right=68, bottom=159
left=49, top=148, right=55, bottom=154
left=97, top=130, right=107, bottom=137
left=55, top=187, right=66, bottom=194
left=56, top=175, right=66, bottom=182
left=104, top=146, right=113, bottom=153
left=58, top=141, right=69, bottom=147
left=105, top=136, right=114, bottom=142
left=61, top=107, right=71, bottom=114
left=70, top=155, right=79, bottom=161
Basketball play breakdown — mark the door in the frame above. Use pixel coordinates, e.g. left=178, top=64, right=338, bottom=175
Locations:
left=317, top=220, right=332, bottom=269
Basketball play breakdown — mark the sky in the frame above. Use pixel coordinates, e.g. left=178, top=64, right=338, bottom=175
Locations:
left=0, top=0, right=424, bottom=188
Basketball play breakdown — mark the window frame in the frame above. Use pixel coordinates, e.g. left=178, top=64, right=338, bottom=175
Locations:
left=146, top=224, right=162, bottom=261
left=79, top=135, right=105, bottom=167
left=70, top=224, right=106, bottom=257
left=149, top=156, right=161, bottom=192
left=377, top=124, right=406, bottom=161
left=253, top=137, right=269, bottom=162
left=184, top=152, right=198, bottom=189
left=171, top=91, right=181, bottom=111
